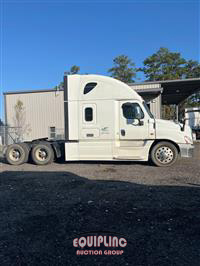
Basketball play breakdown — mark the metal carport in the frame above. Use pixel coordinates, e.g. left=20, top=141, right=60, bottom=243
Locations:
left=130, top=78, right=200, bottom=119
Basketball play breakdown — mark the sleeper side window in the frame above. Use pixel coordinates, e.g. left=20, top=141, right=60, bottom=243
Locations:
left=83, top=104, right=96, bottom=124
left=84, top=83, right=97, bottom=94
left=85, top=107, right=93, bottom=122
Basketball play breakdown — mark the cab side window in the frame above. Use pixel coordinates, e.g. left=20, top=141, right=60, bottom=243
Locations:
left=122, top=103, right=144, bottom=120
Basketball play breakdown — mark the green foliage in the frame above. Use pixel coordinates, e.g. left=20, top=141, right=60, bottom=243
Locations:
left=67, top=65, right=80, bottom=75
left=138, top=47, right=200, bottom=83
left=138, top=48, right=200, bottom=112
left=138, top=47, right=186, bottom=81
left=108, top=55, right=136, bottom=83
left=54, top=65, right=80, bottom=89
left=162, top=105, right=176, bottom=120
left=54, top=81, right=64, bottom=90
left=186, top=93, right=200, bottom=107
left=0, top=118, right=4, bottom=126
left=183, top=60, right=200, bottom=79
left=183, top=60, right=200, bottom=107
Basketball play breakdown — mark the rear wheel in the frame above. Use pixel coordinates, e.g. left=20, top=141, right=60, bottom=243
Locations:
left=31, top=143, right=54, bottom=165
left=6, top=143, right=29, bottom=165
left=150, top=141, right=178, bottom=167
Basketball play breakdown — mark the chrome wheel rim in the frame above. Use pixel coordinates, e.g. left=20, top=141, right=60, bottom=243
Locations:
left=35, top=148, right=48, bottom=161
left=155, top=146, right=174, bottom=164
left=9, top=148, right=21, bottom=162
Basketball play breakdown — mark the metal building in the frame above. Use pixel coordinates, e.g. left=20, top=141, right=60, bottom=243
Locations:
left=4, top=90, right=64, bottom=142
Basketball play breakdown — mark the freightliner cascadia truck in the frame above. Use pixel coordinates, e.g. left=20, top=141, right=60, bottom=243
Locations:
left=5, top=74, right=194, bottom=167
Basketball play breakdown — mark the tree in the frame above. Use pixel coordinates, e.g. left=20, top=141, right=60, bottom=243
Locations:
left=182, top=60, right=200, bottom=107
left=138, top=47, right=186, bottom=81
left=66, top=65, right=80, bottom=75
left=139, top=48, right=200, bottom=118
left=55, top=65, right=80, bottom=89
left=108, top=55, right=136, bottom=83
left=13, top=99, right=31, bottom=141
left=183, top=60, right=200, bottom=79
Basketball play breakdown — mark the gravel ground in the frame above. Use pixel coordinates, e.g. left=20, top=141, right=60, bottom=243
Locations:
left=0, top=143, right=200, bottom=265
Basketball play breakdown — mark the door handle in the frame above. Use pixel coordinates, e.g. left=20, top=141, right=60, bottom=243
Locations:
left=121, top=129, right=125, bottom=136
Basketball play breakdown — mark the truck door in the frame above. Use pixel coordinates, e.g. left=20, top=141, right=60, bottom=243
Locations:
left=115, top=100, right=152, bottom=159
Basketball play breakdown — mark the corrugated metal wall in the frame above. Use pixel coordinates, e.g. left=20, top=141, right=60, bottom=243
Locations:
left=131, top=83, right=162, bottom=119
left=5, top=90, right=64, bottom=141
left=149, top=94, right=161, bottom=119
left=130, top=83, right=161, bottom=90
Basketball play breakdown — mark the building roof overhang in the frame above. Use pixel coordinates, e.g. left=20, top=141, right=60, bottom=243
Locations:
left=130, top=78, right=200, bottom=105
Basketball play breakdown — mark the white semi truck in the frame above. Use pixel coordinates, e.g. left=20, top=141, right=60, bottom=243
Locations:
left=5, top=74, right=194, bottom=167
left=185, top=107, right=200, bottom=140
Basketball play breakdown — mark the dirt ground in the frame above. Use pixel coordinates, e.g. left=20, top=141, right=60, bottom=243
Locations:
left=0, top=144, right=200, bottom=265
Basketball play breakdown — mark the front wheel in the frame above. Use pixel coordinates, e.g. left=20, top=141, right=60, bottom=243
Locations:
left=150, top=141, right=178, bottom=167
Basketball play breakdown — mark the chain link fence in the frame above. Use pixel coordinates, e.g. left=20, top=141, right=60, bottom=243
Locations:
left=0, top=126, right=65, bottom=147
left=0, top=126, right=22, bottom=147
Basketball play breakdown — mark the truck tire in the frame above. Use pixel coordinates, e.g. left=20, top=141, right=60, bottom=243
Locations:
left=150, top=141, right=178, bottom=167
left=6, top=143, right=29, bottom=165
left=31, top=143, right=54, bottom=165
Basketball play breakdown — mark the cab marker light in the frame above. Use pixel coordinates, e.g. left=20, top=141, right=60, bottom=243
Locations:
left=184, top=136, right=192, bottom=144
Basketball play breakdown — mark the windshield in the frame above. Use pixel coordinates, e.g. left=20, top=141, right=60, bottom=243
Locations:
left=143, top=101, right=154, bottom=119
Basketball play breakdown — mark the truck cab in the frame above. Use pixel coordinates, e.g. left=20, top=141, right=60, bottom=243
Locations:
left=6, top=74, right=194, bottom=166
left=63, top=74, right=193, bottom=166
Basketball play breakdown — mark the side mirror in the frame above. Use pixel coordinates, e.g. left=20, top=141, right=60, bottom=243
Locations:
left=134, top=112, right=144, bottom=126
left=129, top=118, right=144, bottom=126
left=135, top=112, right=143, bottom=120
left=138, top=119, right=144, bottom=126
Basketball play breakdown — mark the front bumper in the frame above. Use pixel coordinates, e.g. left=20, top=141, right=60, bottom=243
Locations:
left=179, top=144, right=194, bottom=158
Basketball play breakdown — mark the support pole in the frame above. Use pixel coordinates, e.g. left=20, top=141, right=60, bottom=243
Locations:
left=176, top=105, right=179, bottom=122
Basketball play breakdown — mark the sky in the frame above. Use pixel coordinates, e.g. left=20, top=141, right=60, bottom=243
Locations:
left=0, top=0, right=199, bottom=118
